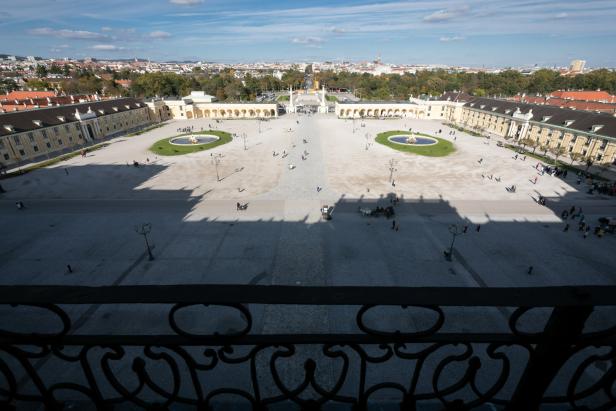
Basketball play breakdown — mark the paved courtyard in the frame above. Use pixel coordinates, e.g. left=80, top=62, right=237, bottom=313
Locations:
left=1, top=113, right=614, bottom=292
left=2, top=113, right=615, bottom=405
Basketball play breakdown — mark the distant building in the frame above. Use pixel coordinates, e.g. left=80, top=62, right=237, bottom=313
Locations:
left=569, top=59, right=586, bottom=73
left=549, top=90, right=616, bottom=103
left=146, top=91, right=278, bottom=120
left=4, top=91, right=56, bottom=100
left=457, top=97, right=616, bottom=165
left=0, top=98, right=152, bottom=169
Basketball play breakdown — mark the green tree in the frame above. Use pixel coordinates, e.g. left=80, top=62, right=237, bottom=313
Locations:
left=49, top=64, right=62, bottom=75
left=568, top=151, right=582, bottom=165
left=35, top=65, right=48, bottom=78
left=550, top=146, right=565, bottom=164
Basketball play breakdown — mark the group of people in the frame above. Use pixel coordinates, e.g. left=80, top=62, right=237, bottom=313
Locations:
left=535, top=163, right=568, bottom=179
left=561, top=205, right=608, bottom=238
left=177, top=125, right=195, bottom=134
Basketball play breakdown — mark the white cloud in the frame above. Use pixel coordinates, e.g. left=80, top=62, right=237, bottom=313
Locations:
left=440, top=36, right=465, bottom=42
left=91, top=44, right=125, bottom=51
left=169, top=0, right=203, bottom=5
left=291, top=36, right=324, bottom=47
left=149, top=30, right=172, bottom=39
left=423, top=6, right=470, bottom=23
left=29, top=27, right=109, bottom=40
left=555, top=12, right=568, bottom=19
left=101, top=26, right=113, bottom=32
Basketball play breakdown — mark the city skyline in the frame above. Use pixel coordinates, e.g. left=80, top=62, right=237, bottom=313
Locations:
left=1, top=0, right=616, bottom=67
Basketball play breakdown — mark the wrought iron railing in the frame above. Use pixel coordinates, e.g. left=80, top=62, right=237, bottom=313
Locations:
left=0, top=285, right=615, bottom=410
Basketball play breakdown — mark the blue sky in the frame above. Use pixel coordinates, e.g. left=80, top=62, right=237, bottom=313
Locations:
left=1, top=0, right=616, bottom=67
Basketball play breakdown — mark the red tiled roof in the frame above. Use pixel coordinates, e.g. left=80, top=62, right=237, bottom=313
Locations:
left=549, top=90, right=616, bottom=103
left=4, top=91, right=56, bottom=100
left=509, top=95, right=616, bottom=114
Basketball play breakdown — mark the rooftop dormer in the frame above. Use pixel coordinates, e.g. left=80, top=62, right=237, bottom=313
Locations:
left=564, top=120, right=575, bottom=127
left=3, top=124, right=14, bottom=132
left=57, top=116, right=65, bottom=122
left=590, top=125, right=604, bottom=133
left=541, top=116, right=552, bottom=122
left=32, top=120, right=42, bottom=127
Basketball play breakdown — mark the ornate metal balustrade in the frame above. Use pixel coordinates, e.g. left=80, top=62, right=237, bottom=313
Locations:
left=0, top=285, right=615, bottom=410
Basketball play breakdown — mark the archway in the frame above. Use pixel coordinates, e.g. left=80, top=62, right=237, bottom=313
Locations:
left=86, top=124, right=95, bottom=139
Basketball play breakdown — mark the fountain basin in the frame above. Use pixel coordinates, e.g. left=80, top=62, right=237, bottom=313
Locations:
left=169, top=134, right=219, bottom=146
left=388, top=135, right=438, bottom=146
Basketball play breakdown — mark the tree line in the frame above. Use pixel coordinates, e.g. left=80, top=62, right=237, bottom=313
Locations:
left=4, top=67, right=616, bottom=101
left=315, top=69, right=616, bottom=100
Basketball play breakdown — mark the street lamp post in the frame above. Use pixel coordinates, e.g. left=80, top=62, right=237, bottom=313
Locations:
left=134, top=223, right=154, bottom=261
left=242, top=133, right=247, bottom=150
left=388, top=159, right=398, bottom=183
left=365, top=132, right=371, bottom=150
left=211, top=153, right=222, bottom=181
left=444, top=224, right=465, bottom=261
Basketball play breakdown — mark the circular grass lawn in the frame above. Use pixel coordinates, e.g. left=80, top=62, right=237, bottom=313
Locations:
left=150, top=130, right=232, bottom=156
left=375, top=130, right=455, bottom=157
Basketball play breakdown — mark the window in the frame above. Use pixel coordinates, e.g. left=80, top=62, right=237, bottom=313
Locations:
left=57, top=139, right=63, bottom=146
left=33, top=145, right=39, bottom=152
left=54, top=127, right=59, bottom=135
left=42, top=130, right=48, bottom=139
left=600, top=140, right=608, bottom=150
left=19, top=149, right=25, bottom=156
left=3, top=153, right=8, bottom=160
left=46, top=142, right=51, bottom=148
left=13, top=135, right=21, bottom=145
left=585, top=139, right=591, bottom=147
left=0, top=140, right=4, bottom=149
left=65, top=125, right=70, bottom=132
left=68, top=136, right=73, bottom=142
left=597, top=154, right=603, bottom=161
left=28, top=132, right=34, bottom=142
left=75, top=124, right=80, bottom=131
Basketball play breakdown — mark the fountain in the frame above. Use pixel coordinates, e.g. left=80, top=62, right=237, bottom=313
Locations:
left=388, top=133, right=437, bottom=146
left=169, top=134, right=220, bottom=146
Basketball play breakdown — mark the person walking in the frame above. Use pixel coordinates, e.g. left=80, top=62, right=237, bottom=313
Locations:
left=563, top=223, right=570, bottom=232
left=527, top=266, right=534, bottom=275
left=391, top=220, right=396, bottom=230
left=476, top=224, right=481, bottom=232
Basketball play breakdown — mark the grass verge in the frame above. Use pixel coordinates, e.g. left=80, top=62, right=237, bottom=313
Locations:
left=126, top=123, right=165, bottom=137
left=504, top=144, right=609, bottom=181
left=149, top=130, right=232, bottom=156
left=444, top=123, right=484, bottom=137
left=1, top=142, right=110, bottom=179
left=375, top=130, right=455, bottom=157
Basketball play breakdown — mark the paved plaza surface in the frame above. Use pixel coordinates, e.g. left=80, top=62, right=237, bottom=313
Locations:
left=1, top=114, right=614, bottom=291
left=1, top=113, right=615, bottom=404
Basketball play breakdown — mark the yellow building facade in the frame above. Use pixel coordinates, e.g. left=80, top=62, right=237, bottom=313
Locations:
left=0, top=98, right=152, bottom=169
